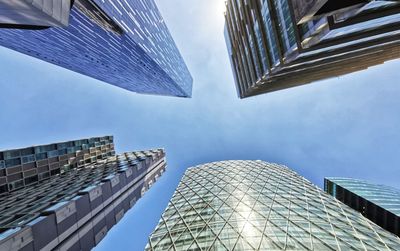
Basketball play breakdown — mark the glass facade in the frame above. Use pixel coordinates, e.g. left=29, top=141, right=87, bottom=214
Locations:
left=0, top=0, right=193, bottom=97
left=146, top=160, right=400, bottom=250
left=251, top=9, right=270, bottom=74
left=225, top=0, right=400, bottom=98
left=0, top=136, right=115, bottom=193
left=273, top=0, right=297, bottom=54
left=325, top=177, right=400, bottom=236
left=259, top=2, right=281, bottom=65
left=0, top=138, right=166, bottom=251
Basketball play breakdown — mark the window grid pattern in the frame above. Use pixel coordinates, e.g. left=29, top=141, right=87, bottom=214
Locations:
left=0, top=148, right=166, bottom=251
left=0, top=149, right=163, bottom=232
left=146, top=160, right=400, bottom=250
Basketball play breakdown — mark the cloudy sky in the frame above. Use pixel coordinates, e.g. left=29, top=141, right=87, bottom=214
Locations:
left=0, top=0, right=399, bottom=250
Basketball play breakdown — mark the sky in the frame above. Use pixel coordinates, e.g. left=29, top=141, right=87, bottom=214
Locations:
left=0, top=0, right=400, bottom=250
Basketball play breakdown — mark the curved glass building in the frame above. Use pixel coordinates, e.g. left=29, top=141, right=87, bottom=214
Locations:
left=146, top=160, right=400, bottom=250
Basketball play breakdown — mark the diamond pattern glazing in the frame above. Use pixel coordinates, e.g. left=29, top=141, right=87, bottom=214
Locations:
left=146, top=160, right=400, bottom=250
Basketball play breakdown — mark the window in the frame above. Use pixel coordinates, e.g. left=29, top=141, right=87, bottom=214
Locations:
left=8, top=180, right=24, bottom=191
left=38, top=172, right=50, bottom=180
left=48, top=150, right=59, bottom=158
left=35, top=144, right=55, bottom=154
left=66, top=147, right=75, bottom=154
left=20, top=148, right=34, bottom=156
left=141, top=186, right=147, bottom=196
left=35, top=152, right=47, bottom=161
left=136, top=162, right=143, bottom=171
left=22, top=155, right=35, bottom=164
left=50, top=169, right=61, bottom=176
left=0, top=184, right=7, bottom=194
left=4, top=150, right=20, bottom=160
left=5, top=158, right=21, bottom=167
left=58, top=149, right=67, bottom=156
left=78, top=139, right=89, bottom=146
left=24, top=175, right=38, bottom=185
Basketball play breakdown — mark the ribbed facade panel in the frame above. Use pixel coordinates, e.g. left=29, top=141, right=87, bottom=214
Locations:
left=225, top=0, right=400, bottom=98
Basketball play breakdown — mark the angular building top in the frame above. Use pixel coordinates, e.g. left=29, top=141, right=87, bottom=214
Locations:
left=0, top=136, right=167, bottom=251
left=224, top=0, right=400, bottom=98
left=325, top=177, right=400, bottom=237
left=0, top=0, right=193, bottom=97
left=0, top=0, right=72, bottom=28
left=146, top=160, right=400, bottom=250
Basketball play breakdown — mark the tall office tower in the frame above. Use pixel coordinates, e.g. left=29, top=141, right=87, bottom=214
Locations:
left=0, top=0, right=193, bottom=97
left=0, top=136, right=166, bottom=251
left=146, top=160, right=400, bottom=250
left=325, top=177, right=400, bottom=237
left=224, top=0, right=400, bottom=98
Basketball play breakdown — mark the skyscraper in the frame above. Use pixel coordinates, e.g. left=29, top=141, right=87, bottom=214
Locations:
left=0, top=136, right=166, bottom=251
left=146, top=160, right=400, bottom=250
left=325, top=177, right=400, bottom=237
left=0, top=0, right=193, bottom=97
left=224, top=0, right=400, bottom=98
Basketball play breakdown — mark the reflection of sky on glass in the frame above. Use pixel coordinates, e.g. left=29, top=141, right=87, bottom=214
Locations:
left=327, top=177, right=400, bottom=216
left=324, top=13, right=400, bottom=39
left=0, top=0, right=399, bottom=250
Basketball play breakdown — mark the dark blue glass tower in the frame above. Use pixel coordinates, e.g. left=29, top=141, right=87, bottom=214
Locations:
left=0, top=0, right=193, bottom=97
left=325, top=177, right=400, bottom=237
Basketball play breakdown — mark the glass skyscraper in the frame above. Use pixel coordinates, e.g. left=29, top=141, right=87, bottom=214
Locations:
left=224, top=0, right=400, bottom=98
left=325, top=177, right=400, bottom=237
left=0, top=0, right=193, bottom=97
left=146, top=160, right=400, bottom=250
left=0, top=136, right=166, bottom=251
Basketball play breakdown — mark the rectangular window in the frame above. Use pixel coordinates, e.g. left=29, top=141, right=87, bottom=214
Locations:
left=22, top=155, right=35, bottom=164
left=48, top=150, right=59, bottom=158
left=273, top=0, right=297, bottom=54
left=4, top=150, right=20, bottom=160
left=260, top=3, right=280, bottom=65
left=58, top=149, right=67, bottom=156
left=66, top=147, right=75, bottom=154
left=21, top=148, right=34, bottom=156
left=35, top=152, right=47, bottom=161
left=38, top=172, right=50, bottom=180
left=24, top=175, right=38, bottom=185
left=57, top=142, right=73, bottom=149
left=5, top=158, right=21, bottom=167
left=8, top=180, right=24, bottom=191
left=0, top=184, right=7, bottom=193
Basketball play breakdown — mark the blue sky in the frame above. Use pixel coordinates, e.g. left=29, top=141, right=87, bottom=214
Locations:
left=0, top=0, right=400, bottom=250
